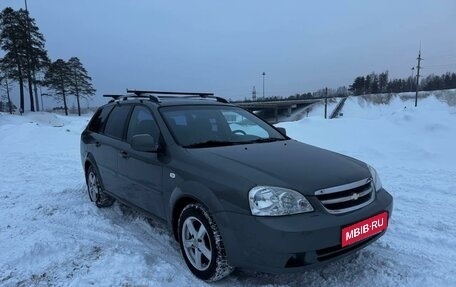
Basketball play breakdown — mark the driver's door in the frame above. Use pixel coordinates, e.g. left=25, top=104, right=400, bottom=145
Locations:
left=118, top=105, right=165, bottom=219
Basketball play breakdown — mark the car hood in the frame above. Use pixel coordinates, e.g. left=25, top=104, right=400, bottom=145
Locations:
left=187, top=140, right=371, bottom=195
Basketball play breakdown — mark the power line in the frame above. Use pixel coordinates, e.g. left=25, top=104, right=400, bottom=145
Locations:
left=423, top=63, right=456, bottom=68
left=423, top=54, right=456, bottom=60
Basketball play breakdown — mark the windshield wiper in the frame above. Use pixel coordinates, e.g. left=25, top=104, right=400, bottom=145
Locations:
left=184, top=140, right=239, bottom=148
left=184, top=138, right=285, bottom=148
left=244, top=138, right=285, bottom=144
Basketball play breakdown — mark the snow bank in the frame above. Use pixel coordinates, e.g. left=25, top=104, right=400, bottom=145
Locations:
left=278, top=95, right=456, bottom=286
left=1, top=99, right=456, bottom=286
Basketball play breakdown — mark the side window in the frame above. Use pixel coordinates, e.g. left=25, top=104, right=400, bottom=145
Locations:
left=222, top=111, right=269, bottom=138
left=103, top=105, right=132, bottom=139
left=126, top=106, right=160, bottom=143
left=88, top=106, right=113, bottom=133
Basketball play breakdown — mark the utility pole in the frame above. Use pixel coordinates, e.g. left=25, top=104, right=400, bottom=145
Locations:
left=415, top=47, right=422, bottom=107
left=262, top=72, right=266, bottom=99
left=324, top=87, right=328, bottom=119
left=410, top=67, right=415, bottom=91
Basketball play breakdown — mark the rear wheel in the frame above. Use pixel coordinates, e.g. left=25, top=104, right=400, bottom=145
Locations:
left=178, top=203, right=233, bottom=281
left=86, top=165, right=114, bottom=208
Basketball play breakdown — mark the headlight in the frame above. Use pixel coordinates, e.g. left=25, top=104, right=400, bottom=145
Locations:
left=368, top=165, right=382, bottom=192
left=248, top=186, right=314, bottom=216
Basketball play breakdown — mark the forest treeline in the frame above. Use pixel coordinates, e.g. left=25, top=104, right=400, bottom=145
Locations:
left=349, top=71, right=456, bottom=95
left=242, top=71, right=456, bottom=103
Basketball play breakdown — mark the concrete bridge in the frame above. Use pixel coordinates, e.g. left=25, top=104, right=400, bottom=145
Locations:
left=234, top=98, right=322, bottom=123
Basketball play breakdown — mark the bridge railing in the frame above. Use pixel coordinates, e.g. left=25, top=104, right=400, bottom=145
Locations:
left=329, top=97, right=348, bottom=119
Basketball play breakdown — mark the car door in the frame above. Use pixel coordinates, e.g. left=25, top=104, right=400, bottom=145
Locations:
left=98, top=104, right=133, bottom=196
left=83, top=105, right=113, bottom=177
left=117, top=104, right=165, bottom=218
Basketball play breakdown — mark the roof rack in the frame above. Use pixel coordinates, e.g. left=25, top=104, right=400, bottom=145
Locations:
left=127, top=90, right=214, bottom=96
left=103, top=90, right=229, bottom=104
left=126, top=89, right=229, bottom=103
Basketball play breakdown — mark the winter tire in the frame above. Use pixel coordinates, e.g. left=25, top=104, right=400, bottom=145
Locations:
left=86, top=165, right=115, bottom=208
left=178, top=203, right=234, bottom=281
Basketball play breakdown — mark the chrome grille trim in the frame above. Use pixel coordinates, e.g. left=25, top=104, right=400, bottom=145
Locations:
left=314, top=178, right=372, bottom=195
left=314, top=178, right=375, bottom=214
left=320, top=188, right=372, bottom=205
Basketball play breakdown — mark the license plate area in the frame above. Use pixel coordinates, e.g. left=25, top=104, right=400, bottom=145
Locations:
left=341, top=211, right=388, bottom=247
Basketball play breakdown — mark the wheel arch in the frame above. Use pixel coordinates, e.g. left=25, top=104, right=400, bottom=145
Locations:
left=83, top=153, right=99, bottom=180
left=171, top=196, right=199, bottom=241
left=169, top=181, right=226, bottom=242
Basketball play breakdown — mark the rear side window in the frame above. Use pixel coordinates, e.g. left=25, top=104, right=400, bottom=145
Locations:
left=103, top=105, right=132, bottom=139
left=87, top=106, right=113, bottom=133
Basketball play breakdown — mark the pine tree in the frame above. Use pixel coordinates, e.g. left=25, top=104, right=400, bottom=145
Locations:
left=379, top=71, right=388, bottom=93
left=451, top=73, right=456, bottom=89
left=44, top=59, right=72, bottom=115
left=0, top=7, right=49, bottom=112
left=370, top=73, right=379, bottom=94
left=349, top=76, right=365, bottom=95
left=0, top=8, right=26, bottom=112
left=18, top=8, right=49, bottom=112
left=0, top=60, right=15, bottom=114
left=67, top=57, right=96, bottom=116
left=22, top=9, right=49, bottom=111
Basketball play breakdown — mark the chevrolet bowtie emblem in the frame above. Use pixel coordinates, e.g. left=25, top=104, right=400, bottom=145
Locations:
left=352, top=193, right=359, bottom=200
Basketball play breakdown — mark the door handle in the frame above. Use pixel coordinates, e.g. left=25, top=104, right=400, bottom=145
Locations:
left=119, top=150, right=129, bottom=159
left=95, top=141, right=101, bottom=147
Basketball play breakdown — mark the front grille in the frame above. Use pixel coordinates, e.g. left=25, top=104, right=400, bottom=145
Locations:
left=315, top=178, right=374, bottom=214
left=316, top=231, right=383, bottom=261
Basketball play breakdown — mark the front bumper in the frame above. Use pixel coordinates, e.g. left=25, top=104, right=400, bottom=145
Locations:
left=214, top=188, right=393, bottom=273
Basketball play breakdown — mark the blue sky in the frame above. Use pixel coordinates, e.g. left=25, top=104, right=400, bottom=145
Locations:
left=2, top=0, right=456, bottom=106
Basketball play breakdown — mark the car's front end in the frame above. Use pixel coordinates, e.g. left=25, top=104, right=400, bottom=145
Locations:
left=178, top=142, right=393, bottom=273
left=214, top=182, right=393, bottom=273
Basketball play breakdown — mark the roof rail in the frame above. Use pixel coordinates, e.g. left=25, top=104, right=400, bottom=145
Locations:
left=126, top=89, right=229, bottom=103
left=126, top=89, right=214, bottom=97
left=102, top=94, right=124, bottom=99
left=103, top=93, right=160, bottom=103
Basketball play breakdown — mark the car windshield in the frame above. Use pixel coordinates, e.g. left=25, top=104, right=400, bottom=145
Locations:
left=160, top=105, right=287, bottom=148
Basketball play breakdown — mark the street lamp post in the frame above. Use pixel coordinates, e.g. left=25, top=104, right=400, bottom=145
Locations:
left=38, top=73, right=44, bottom=110
left=84, top=97, right=90, bottom=110
left=41, top=93, right=49, bottom=111
left=40, top=90, right=44, bottom=110
left=262, top=72, right=266, bottom=99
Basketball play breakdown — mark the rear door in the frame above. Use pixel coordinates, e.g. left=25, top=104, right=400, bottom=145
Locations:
left=98, top=104, right=133, bottom=196
left=118, top=104, right=165, bottom=218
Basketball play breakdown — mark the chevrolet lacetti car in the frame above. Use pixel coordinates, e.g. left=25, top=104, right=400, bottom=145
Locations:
left=80, top=90, right=393, bottom=282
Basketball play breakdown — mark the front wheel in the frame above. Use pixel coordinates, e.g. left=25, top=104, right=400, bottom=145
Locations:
left=178, top=203, right=234, bottom=281
left=86, top=165, right=114, bottom=208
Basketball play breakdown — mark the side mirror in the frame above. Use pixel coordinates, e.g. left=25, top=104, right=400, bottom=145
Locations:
left=131, top=134, right=158, bottom=152
left=276, top=127, right=287, bottom=136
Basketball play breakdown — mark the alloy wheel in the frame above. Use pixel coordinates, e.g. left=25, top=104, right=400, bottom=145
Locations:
left=181, top=216, right=213, bottom=271
left=87, top=171, right=99, bottom=202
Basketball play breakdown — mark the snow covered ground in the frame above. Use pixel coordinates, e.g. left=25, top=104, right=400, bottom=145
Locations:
left=1, top=94, right=456, bottom=286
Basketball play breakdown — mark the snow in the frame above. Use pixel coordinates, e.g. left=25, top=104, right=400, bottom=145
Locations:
left=1, top=94, right=456, bottom=286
